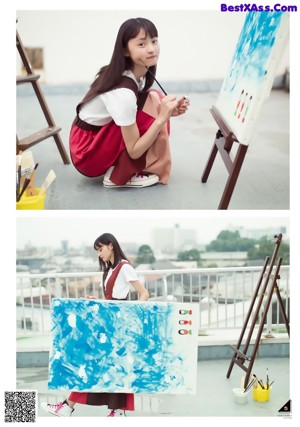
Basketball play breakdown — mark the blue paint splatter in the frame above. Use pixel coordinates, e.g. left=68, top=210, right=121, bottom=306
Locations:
left=48, top=299, right=187, bottom=393
left=223, top=12, right=284, bottom=92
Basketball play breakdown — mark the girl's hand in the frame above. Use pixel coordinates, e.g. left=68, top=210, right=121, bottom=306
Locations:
left=172, top=96, right=190, bottom=116
left=157, top=95, right=179, bottom=123
left=85, top=295, right=97, bottom=299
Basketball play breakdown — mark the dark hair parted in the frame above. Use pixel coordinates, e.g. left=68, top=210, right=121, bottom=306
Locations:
left=90, top=17, right=158, bottom=95
left=93, top=233, right=129, bottom=277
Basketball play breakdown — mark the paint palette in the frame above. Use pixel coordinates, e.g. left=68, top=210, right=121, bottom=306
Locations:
left=48, top=298, right=199, bottom=394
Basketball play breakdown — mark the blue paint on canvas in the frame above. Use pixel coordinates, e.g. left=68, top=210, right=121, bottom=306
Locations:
left=215, top=11, right=289, bottom=145
left=223, top=12, right=284, bottom=92
left=48, top=299, right=198, bottom=394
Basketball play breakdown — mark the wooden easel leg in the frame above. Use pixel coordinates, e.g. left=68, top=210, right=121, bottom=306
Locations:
left=17, top=30, right=71, bottom=165
left=226, top=257, right=269, bottom=379
left=53, top=133, right=71, bottom=165
left=243, top=259, right=283, bottom=387
left=275, top=283, right=290, bottom=336
left=242, top=261, right=282, bottom=386
left=201, top=130, right=222, bottom=182
left=241, top=240, right=282, bottom=354
left=226, top=235, right=288, bottom=388
left=31, top=82, right=70, bottom=165
left=16, top=136, right=20, bottom=155
left=218, top=144, right=248, bottom=209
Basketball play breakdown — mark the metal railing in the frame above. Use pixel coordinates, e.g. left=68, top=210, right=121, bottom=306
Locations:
left=16, top=266, right=290, bottom=336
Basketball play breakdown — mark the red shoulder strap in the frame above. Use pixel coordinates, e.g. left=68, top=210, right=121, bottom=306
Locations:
left=104, top=261, right=129, bottom=300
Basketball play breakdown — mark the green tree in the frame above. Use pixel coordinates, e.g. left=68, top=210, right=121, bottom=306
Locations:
left=135, top=244, right=156, bottom=265
left=248, top=236, right=290, bottom=264
left=177, top=249, right=201, bottom=264
left=206, top=230, right=256, bottom=252
left=207, top=263, right=218, bottom=268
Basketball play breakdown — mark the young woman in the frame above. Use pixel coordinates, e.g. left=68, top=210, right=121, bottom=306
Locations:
left=69, top=17, right=190, bottom=188
left=41, top=233, right=149, bottom=417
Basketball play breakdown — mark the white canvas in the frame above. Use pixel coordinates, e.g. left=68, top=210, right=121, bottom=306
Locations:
left=48, top=298, right=199, bottom=394
left=215, top=11, right=289, bottom=145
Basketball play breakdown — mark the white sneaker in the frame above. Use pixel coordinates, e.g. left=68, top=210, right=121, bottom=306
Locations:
left=103, top=167, right=159, bottom=188
left=107, top=409, right=126, bottom=417
left=40, top=400, right=74, bottom=417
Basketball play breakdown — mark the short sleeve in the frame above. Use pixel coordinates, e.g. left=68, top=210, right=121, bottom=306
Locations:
left=101, top=88, right=137, bottom=126
left=119, top=263, right=138, bottom=283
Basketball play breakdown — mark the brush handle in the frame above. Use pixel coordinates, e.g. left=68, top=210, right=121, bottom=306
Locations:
left=17, top=178, right=31, bottom=202
left=39, top=170, right=56, bottom=196
left=146, top=67, right=167, bottom=95
left=25, top=172, right=37, bottom=197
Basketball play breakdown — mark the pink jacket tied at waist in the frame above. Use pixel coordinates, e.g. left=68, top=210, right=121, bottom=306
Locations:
left=69, top=90, right=171, bottom=185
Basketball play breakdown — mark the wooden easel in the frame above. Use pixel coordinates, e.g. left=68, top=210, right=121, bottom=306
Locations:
left=226, top=233, right=290, bottom=388
left=16, top=28, right=70, bottom=164
left=201, top=106, right=248, bottom=210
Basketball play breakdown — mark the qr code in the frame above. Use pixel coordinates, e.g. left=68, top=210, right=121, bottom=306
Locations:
left=4, top=391, right=36, bottom=423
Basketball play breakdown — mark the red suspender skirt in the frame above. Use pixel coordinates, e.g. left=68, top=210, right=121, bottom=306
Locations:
left=69, top=77, right=171, bottom=185
left=68, top=261, right=134, bottom=411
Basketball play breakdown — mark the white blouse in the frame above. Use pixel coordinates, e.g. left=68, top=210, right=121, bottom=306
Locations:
left=104, top=262, right=138, bottom=299
left=79, top=70, right=145, bottom=127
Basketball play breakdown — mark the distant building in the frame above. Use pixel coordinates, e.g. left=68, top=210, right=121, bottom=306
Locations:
left=16, top=244, right=98, bottom=274
left=201, top=251, right=248, bottom=268
left=120, top=242, right=139, bottom=255
left=152, top=224, right=197, bottom=253
left=227, top=226, right=288, bottom=241
left=61, top=240, right=69, bottom=255
left=16, top=254, right=47, bottom=271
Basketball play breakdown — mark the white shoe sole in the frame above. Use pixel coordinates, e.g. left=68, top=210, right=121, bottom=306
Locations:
left=103, top=176, right=159, bottom=188
left=40, top=402, right=72, bottom=417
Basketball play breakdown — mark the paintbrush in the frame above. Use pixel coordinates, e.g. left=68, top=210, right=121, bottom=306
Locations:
left=25, top=163, right=39, bottom=197
left=16, top=150, right=34, bottom=177
left=268, top=380, right=275, bottom=389
left=243, top=377, right=256, bottom=393
left=17, top=164, right=39, bottom=202
left=16, top=150, right=22, bottom=199
left=266, top=368, right=269, bottom=389
left=16, top=170, right=20, bottom=201
left=145, top=66, right=189, bottom=112
left=17, top=179, right=30, bottom=202
left=39, top=169, right=56, bottom=197
left=21, top=151, right=35, bottom=187
left=253, top=374, right=265, bottom=389
left=17, top=164, right=38, bottom=202
left=145, top=66, right=168, bottom=95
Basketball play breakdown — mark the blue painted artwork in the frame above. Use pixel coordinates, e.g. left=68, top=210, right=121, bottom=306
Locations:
left=48, top=299, right=199, bottom=394
left=215, top=11, right=289, bottom=145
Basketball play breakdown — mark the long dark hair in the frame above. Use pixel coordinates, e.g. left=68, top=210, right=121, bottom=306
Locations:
left=90, top=17, right=158, bottom=95
left=93, top=233, right=129, bottom=278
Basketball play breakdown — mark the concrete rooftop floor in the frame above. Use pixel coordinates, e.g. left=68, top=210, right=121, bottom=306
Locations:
left=16, top=329, right=291, bottom=420
left=16, top=89, right=289, bottom=210
left=17, top=357, right=290, bottom=419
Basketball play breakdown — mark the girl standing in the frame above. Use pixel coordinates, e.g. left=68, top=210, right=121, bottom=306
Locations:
left=41, top=233, right=149, bottom=417
left=69, top=17, right=190, bottom=188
